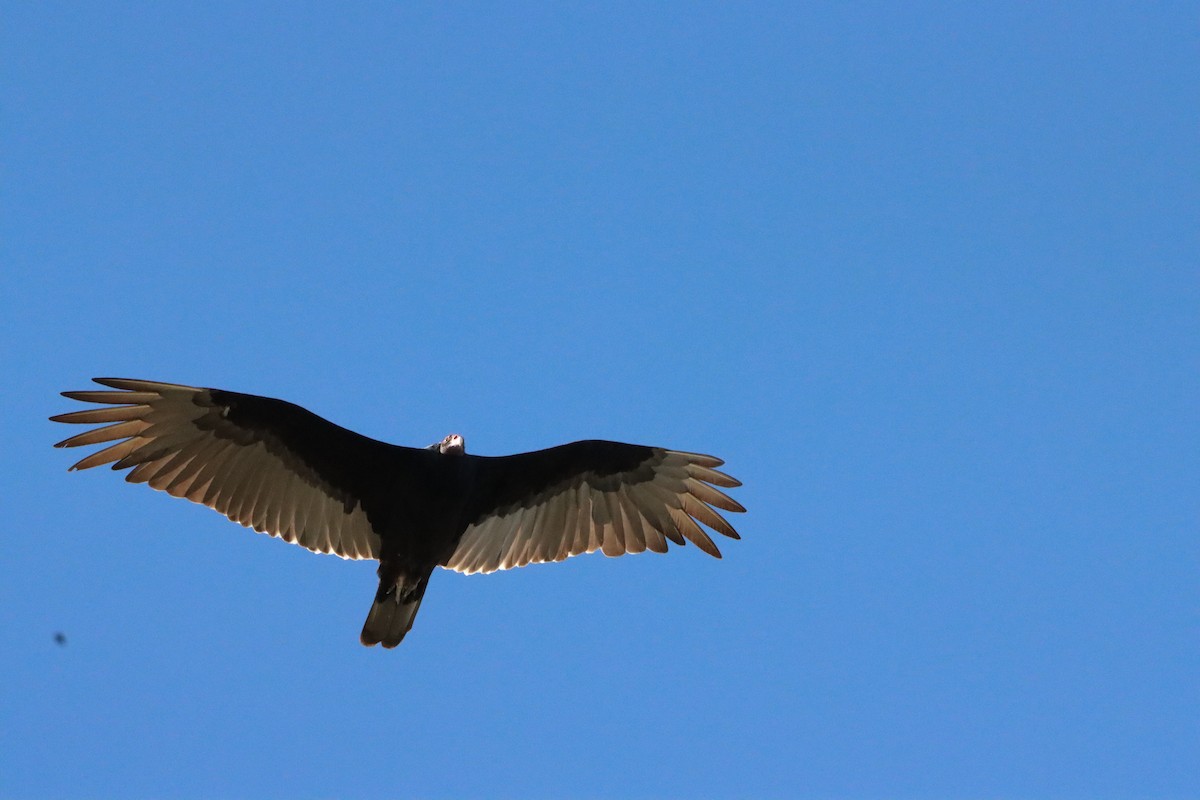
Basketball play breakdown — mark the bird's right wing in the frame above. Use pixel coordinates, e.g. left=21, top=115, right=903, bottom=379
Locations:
left=51, top=378, right=411, bottom=560
left=445, top=440, right=744, bottom=575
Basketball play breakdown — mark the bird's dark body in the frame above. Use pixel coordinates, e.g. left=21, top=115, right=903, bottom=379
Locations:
left=53, top=379, right=743, bottom=648
left=209, top=389, right=480, bottom=642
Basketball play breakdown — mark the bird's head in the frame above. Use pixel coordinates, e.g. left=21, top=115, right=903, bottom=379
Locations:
left=434, top=433, right=465, bottom=455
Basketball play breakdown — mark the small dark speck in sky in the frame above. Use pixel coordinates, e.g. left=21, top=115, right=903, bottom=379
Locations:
left=54, top=632, right=67, bottom=646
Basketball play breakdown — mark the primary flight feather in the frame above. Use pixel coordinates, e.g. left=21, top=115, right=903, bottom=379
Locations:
left=52, top=378, right=744, bottom=647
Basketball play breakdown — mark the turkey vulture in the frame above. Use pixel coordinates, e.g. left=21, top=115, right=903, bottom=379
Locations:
left=51, top=379, right=744, bottom=648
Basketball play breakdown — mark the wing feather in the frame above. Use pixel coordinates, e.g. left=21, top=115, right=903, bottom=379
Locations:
left=512, top=502, right=546, bottom=568
left=587, top=485, right=611, bottom=555
left=164, top=436, right=225, bottom=496
left=631, top=489, right=687, bottom=546
left=601, top=491, right=628, bottom=557
left=210, top=445, right=258, bottom=517
left=616, top=490, right=648, bottom=555
left=195, top=442, right=243, bottom=506
left=156, top=437, right=213, bottom=489
left=276, top=472, right=300, bottom=541
left=69, top=437, right=144, bottom=471
left=50, top=405, right=151, bottom=424
left=144, top=451, right=194, bottom=492
left=61, top=390, right=162, bottom=405
left=636, top=501, right=669, bottom=554
left=126, top=457, right=166, bottom=485
left=494, top=505, right=529, bottom=570
left=536, top=491, right=570, bottom=563
left=56, top=420, right=149, bottom=449
left=570, top=483, right=593, bottom=556
left=685, top=463, right=742, bottom=489
left=454, top=514, right=503, bottom=575
left=685, top=480, right=746, bottom=514
left=680, top=493, right=740, bottom=540
left=246, top=455, right=280, bottom=529
left=669, top=505, right=720, bottom=557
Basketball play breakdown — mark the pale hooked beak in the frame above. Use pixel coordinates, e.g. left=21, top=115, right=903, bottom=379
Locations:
left=440, top=433, right=465, bottom=455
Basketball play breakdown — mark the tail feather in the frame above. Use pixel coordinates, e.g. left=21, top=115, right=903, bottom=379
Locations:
left=360, top=577, right=429, bottom=648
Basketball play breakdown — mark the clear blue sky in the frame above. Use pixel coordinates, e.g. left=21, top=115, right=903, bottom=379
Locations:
left=2, top=3, right=1196, bottom=798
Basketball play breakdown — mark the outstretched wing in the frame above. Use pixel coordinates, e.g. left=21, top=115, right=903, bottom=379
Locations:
left=51, top=378, right=408, bottom=560
left=445, top=440, right=744, bottom=575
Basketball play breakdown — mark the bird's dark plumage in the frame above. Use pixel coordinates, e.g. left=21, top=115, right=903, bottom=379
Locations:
left=52, top=378, right=744, bottom=647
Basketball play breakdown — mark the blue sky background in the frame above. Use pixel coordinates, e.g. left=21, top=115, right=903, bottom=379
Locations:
left=2, top=3, right=1197, bottom=798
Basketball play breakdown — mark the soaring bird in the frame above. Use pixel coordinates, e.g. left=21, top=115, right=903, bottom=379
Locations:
left=51, top=379, right=744, bottom=647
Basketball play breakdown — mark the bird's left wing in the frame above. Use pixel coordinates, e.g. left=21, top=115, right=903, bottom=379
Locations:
left=51, top=378, right=410, bottom=560
left=445, top=440, right=744, bottom=575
